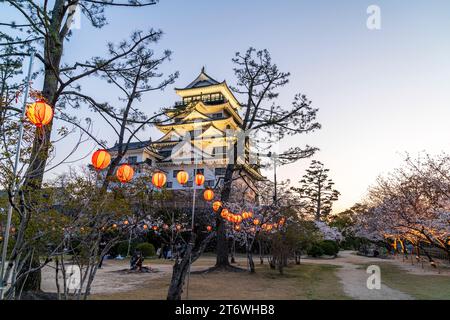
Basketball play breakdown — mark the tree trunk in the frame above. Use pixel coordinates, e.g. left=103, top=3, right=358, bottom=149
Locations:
left=269, top=257, right=276, bottom=269
left=277, top=255, right=284, bottom=275
left=248, top=251, right=255, bottom=273
left=246, top=238, right=255, bottom=273
left=215, top=161, right=235, bottom=267
left=167, top=242, right=194, bottom=300
left=19, top=2, right=66, bottom=293
left=230, top=238, right=235, bottom=264
left=259, top=240, right=264, bottom=264
left=167, top=232, right=214, bottom=300
left=295, top=251, right=301, bottom=265
left=215, top=213, right=229, bottom=267
left=14, top=256, right=42, bottom=298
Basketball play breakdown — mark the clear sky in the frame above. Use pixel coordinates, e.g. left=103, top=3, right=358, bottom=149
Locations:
left=4, top=0, right=450, bottom=212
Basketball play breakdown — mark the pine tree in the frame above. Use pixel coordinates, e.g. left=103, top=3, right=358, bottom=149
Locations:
left=292, top=160, right=340, bottom=221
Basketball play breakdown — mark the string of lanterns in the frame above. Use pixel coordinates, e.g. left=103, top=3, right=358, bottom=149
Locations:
left=23, top=98, right=270, bottom=238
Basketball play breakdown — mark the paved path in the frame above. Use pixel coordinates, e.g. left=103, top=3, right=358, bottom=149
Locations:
left=303, top=251, right=414, bottom=300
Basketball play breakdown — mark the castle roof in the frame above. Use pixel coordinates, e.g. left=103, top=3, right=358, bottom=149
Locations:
left=179, top=67, right=220, bottom=89
left=175, top=67, right=241, bottom=110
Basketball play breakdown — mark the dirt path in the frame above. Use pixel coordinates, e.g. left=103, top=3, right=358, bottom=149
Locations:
left=302, top=251, right=414, bottom=300
left=41, top=260, right=171, bottom=295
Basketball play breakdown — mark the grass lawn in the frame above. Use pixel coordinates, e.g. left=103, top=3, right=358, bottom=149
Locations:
left=362, top=262, right=450, bottom=300
left=92, top=262, right=349, bottom=300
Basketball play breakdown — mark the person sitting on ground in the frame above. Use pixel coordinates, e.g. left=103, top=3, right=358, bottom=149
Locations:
left=130, top=250, right=144, bottom=271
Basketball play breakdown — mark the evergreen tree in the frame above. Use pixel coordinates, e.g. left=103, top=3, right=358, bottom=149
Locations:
left=292, top=160, right=340, bottom=221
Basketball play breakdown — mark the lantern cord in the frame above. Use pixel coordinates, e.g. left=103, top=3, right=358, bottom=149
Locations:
left=0, top=51, right=35, bottom=300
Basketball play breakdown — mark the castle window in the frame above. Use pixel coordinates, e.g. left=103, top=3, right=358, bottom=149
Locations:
left=212, top=146, right=226, bottom=155
left=194, top=168, right=204, bottom=175
left=166, top=181, right=173, bottom=188
left=128, top=156, right=137, bottom=164
left=173, top=169, right=183, bottom=178
left=205, top=180, right=215, bottom=187
left=215, top=168, right=226, bottom=176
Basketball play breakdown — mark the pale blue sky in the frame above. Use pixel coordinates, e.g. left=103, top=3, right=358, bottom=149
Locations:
left=3, top=0, right=450, bottom=211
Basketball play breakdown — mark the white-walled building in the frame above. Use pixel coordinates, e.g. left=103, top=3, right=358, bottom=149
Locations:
left=109, top=68, right=264, bottom=200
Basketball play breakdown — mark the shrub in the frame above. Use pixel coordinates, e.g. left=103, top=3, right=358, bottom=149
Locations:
left=116, top=241, right=136, bottom=257
left=307, top=244, right=324, bottom=257
left=320, top=240, right=339, bottom=256
left=135, top=242, right=156, bottom=257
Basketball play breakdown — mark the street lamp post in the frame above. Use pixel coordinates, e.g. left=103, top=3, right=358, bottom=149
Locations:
left=0, top=52, right=35, bottom=300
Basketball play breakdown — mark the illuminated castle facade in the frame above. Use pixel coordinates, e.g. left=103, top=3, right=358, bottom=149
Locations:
left=109, top=68, right=264, bottom=199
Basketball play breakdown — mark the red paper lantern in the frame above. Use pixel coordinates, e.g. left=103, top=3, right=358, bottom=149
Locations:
left=221, top=208, right=229, bottom=219
left=26, top=99, right=53, bottom=127
left=152, top=172, right=167, bottom=188
left=203, top=189, right=214, bottom=201
left=195, top=173, right=205, bottom=186
left=116, top=164, right=134, bottom=183
left=206, top=225, right=212, bottom=232
left=91, top=149, right=111, bottom=171
left=176, top=170, right=189, bottom=185
left=212, top=201, right=222, bottom=212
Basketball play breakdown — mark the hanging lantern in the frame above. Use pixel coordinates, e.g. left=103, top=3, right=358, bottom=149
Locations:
left=250, top=227, right=256, bottom=233
left=236, top=215, right=243, bottom=224
left=116, top=164, right=134, bottom=183
left=112, top=224, right=117, bottom=229
left=176, top=224, right=182, bottom=231
left=143, top=224, right=148, bottom=230
left=253, top=218, right=260, bottom=226
left=176, top=170, right=189, bottom=185
left=203, top=189, right=214, bottom=201
left=234, top=224, right=241, bottom=231
left=152, top=225, right=158, bottom=231
left=212, top=201, right=222, bottom=212
left=242, top=212, right=249, bottom=219
left=248, top=211, right=254, bottom=219
left=221, top=208, right=229, bottom=219
left=123, top=220, right=129, bottom=225
left=163, top=224, right=169, bottom=230
left=195, top=173, right=205, bottom=186
left=26, top=99, right=53, bottom=127
left=91, top=149, right=111, bottom=171
left=152, top=172, right=167, bottom=188
left=206, top=225, right=212, bottom=232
